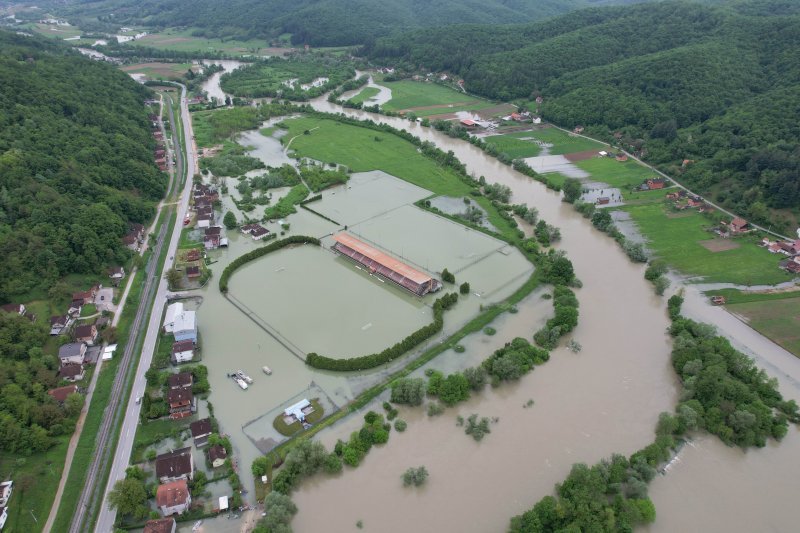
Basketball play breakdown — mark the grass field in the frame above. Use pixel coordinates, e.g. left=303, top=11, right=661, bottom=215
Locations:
left=280, top=117, right=472, bottom=197
left=517, top=127, right=605, bottom=155
left=575, top=157, right=652, bottom=189
left=706, top=288, right=800, bottom=304
left=725, top=296, right=800, bottom=357
left=134, top=28, right=276, bottom=56
left=483, top=134, right=542, bottom=159
left=120, top=62, right=195, bottom=81
left=618, top=202, right=790, bottom=285
left=348, top=86, right=380, bottom=104
left=26, top=22, right=83, bottom=40
left=381, top=81, right=474, bottom=111
left=414, top=101, right=497, bottom=118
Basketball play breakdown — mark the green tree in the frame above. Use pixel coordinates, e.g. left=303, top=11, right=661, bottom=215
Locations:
left=263, top=491, right=298, bottom=531
left=223, top=210, right=237, bottom=229
left=108, top=478, right=149, bottom=520
left=166, top=268, right=182, bottom=289
left=390, top=377, right=425, bottom=406
left=402, top=466, right=429, bottom=487
left=459, top=282, right=470, bottom=294
left=562, top=178, right=582, bottom=203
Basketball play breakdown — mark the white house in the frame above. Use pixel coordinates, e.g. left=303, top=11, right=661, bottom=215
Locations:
left=171, top=340, right=195, bottom=364
left=58, top=343, right=86, bottom=366
left=0, top=506, right=7, bottom=530
left=163, top=303, right=198, bottom=343
left=283, top=398, right=314, bottom=424
left=0, top=480, right=12, bottom=506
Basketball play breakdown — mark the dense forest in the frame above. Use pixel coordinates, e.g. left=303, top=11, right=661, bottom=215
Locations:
left=0, top=30, right=164, bottom=300
left=368, top=0, right=800, bottom=230
left=46, top=0, right=650, bottom=46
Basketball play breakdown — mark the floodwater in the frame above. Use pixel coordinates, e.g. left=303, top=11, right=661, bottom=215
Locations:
left=200, top=60, right=243, bottom=103
left=341, top=72, right=393, bottom=106
left=287, top=98, right=800, bottom=532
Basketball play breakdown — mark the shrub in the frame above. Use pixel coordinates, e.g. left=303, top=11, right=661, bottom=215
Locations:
left=459, top=282, right=471, bottom=294
left=391, top=378, right=426, bottom=406
left=484, top=327, right=496, bottom=336
left=394, top=419, right=407, bottom=432
left=442, top=268, right=455, bottom=283
left=454, top=344, right=465, bottom=353
left=402, top=466, right=429, bottom=487
left=427, top=402, right=445, bottom=416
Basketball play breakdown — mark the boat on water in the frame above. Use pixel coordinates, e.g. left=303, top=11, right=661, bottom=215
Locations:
left=262, top=366, right=272, bottom=375
left=228, top=373, right=248, bottom=390
left=236, top=370, right=253, bottom=384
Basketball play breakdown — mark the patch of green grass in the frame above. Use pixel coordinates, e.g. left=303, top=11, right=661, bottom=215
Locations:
left=618, top=202, right=790, bottom=285
left=575, top=157, right=651, bottom=189
left=412, top=100, right=496, bottom=117
left=81, top=304, right=97, bottom=317
left=483, top=134, right=542, bottom=159
left=133, top=28, right=272, bottom=55
left=272, top=399, right=325, bottom=436
left=0, top=439, right=69, bottom=533
left=280, top=117, right=472, bottom=197
left=707, top=288, right=800, bottom=304
left=726, top=297, right=800, bottom=357
left=131, top=419, right=190, bottom=463
left=515, top=127, right=605, bottom=155
left=349, top=86, right=380, bottom=104
left=120, top=62, right=195, bottom=81
left=382, top=81, right=474, bottom=110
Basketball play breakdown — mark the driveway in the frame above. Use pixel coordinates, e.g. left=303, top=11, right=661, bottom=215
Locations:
left=95, top=287, right=117, bottom=313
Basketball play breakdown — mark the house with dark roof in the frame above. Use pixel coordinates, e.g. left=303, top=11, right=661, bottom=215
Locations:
left=208, top=444, right=228, bottom=468
left=68, top=300, right=83, bottom=317
left=60, top=363, right=85, bottom=382
left=109, top=266, right=126, bottom=284
left=251, top=225, right=270, bottom=240
left=171, top=340, right=194, bottom=364
left=155, top=448, right=194, bottom=483
left=47, top=384, right=78, bottom=403
left=189, top=418, right=212, bottom=447
left=144, top=517, right=176, bottom=533
left=186, top=266, right=201, bottom=279
left=74, top=324, right=98, bottom=346
left=167, top=372, right=193, bottom=390
left=729, top=217, right=750, bottom=234
left=167, top=387, right=193, bottom=419
left=0, top=303, right=25, bottom=316
left=156, top=480, right=191, bottom=516
left=50, top=314, right=73, bottom=335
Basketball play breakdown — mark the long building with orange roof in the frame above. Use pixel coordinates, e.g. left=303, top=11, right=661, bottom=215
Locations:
left=332, top=233, right=442, bottom=296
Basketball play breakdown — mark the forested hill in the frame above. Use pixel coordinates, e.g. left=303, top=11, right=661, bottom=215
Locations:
left=51, top=0, right=652, bottom=46
left=368, top=0, right=800, bottom=230
left=0, top=31, right=164, bottom=300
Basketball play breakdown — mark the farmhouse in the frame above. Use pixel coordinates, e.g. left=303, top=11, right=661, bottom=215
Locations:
left=144, top=517, right=176, bottom=533
left=615, top=153, right=628, bottom=162
left=156, top=480, right=191, bottom=516
left=729, top=217, right=750, bottom=234
left=155, top=448, right=194, bottom=483
left=189, top=418, right=212, bottom=447
left=208, top=444, right=228, bottom=468
left=459, top=118, right=478, bottom=129
left=171, top=340, right=194, bottom=364
left=642, top=178, right=667, bottom=190
left=332, top=233, right=442, bottom=296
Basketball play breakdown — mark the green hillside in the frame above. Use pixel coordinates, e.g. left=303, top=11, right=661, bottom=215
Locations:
left=0, top=31, right=165, bottom=299
left=369, top=0, right=800, bottom=231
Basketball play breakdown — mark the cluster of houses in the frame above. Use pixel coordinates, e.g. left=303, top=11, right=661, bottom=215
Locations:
left=762, top=237, right=800, bottom=274
left=193, top=183, right=219, bottom=228
left=501, top=111, right=540, bottom=124
left=240, top=223, right=271, bottom=241
left=0, top=480, right=13, bottom=530
left=148, top=416, right=229, bottom=518
left=665, top=189, right=713, bottom=213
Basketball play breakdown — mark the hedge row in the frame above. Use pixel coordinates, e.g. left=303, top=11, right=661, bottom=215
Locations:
left=218, top=235, right=320, bottom=293
left=306, top=292, right=459, bottom=371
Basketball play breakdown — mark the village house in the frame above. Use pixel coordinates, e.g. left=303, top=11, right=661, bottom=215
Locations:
left=197, top=211, right=214, bottom=229
left=168, top=371, right=193, bottom=390
left=203, top=226, right=222, bottom=249
left=59, top=363, right=85, bottom=382
left=167, top=386, right=193, bottom=419
left=640, top=178, right=667, bottom=190
left=186, top=266, right=201, bottom=280
left=171, top=340, right=194, bottom=364
left=666, top=190, right=686, bottom=201
left=0, top=303, right=25, bottom=316
left=728, top=217, right=750, bottom=234
left=163, top=303, right=197, bottom=343
left=250, top=225, right=270, bottom=241
left=240, top=223, right=258, bottom=235
left=186, top=249, right=201, bottom=262
left=109, top=266, right=126, bottom=284
left=144, top=517, right=177, bottom=533
left=615, top=153, right=628, bottom=162
left=208, top=444, right=228, bottom=468
left=573, top=125, right=584, bottom=134
left=459, top=118, right=478, bottom=129
left=47, top=384, right=78, bottom=404
left=123, top=223, right=145, bottom=251
left=59, top=342, right=86, bottom=366
left=74, top=324, right=98, bottom=346
left=189, top=418, right=213, bottom=447
left=156, top=479, right=192, bottom=516
left=72, top=287, right=97, bottom=305
left=156, top=448, right=194, bottom=483
left=776, top=240, right=800, bottom=256
left=786, top=260, right=800, bottom=274
left=0, top=500, right=7, bottom=529
left=283, top=398, right=314, bottom=425
left=50, top=314, right=73, bottom=335
left=68, top=299, right=83, bottom=317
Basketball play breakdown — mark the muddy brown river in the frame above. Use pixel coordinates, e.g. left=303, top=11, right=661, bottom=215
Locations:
left=194, top=73, right=800, bottom=532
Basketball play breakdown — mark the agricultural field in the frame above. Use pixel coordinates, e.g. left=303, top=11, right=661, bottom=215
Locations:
left=120, top=62, right=196, bottom=81
left=381, top=81, right=472, bottom=110
left=516, top=127, right=605, bottom=155
left=575, top=156, right=652, bottom=189
left=219, top=57, right=354, bottom=98
left=133, top=28, right=280, bottom=56
left=25, top=22, right=83, bottom=40
left=709, top=290, right=800, bottom=357
left=616, top=201, right=790, bottom=285
left=483, top=134, right=542, bottom=159
left=279, top=116, right=472, bottom=197
left=415, top=100, right=497, bottom=118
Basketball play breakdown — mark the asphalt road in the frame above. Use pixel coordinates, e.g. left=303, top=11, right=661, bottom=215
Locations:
left=85, top=84, right=196, bottom=533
